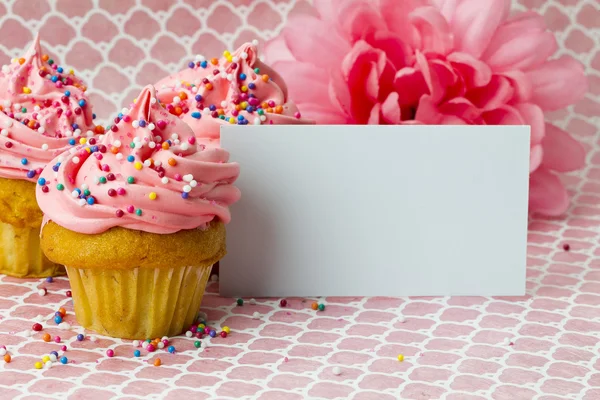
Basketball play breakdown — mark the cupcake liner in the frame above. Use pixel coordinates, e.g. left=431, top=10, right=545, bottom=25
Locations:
left=0, top=221, right=64, bottom=278
left=66, top=264, right=213, bottom=339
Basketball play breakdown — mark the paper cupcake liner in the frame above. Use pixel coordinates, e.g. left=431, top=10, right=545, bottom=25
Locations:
left=66, top=264, right=213, bottom=339
left=0, top=221, right=65, bottom=278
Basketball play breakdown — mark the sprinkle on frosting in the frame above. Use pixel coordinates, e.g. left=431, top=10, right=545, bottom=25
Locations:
left=0, top=33, right=103, bottom=182
left=155, top=41, right=312, bottom=142
left=36, top=85, right=240, bottom=235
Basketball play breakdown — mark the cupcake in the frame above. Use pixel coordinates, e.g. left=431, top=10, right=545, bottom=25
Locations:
left=155, top=41, right=313, bottom=144
left=0, top=33, right=102, bottom=278
left=37, top=85, right=240, bottom=339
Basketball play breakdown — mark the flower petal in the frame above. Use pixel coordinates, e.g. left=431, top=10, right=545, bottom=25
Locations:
left=467, top=75, right=514, bottom=111
left=365, top=31, right=412, bottom=70
left=527, top=56, right=588, bottom=111
left=482, top=12, right=557, bottom=72
left=394, top=67, right=429, bottom=107
left=513, top=103, right=545, bottom=146
left=336, top=0, right=386, bottom=42
left=380, top=92, right=401, bottom=124
left=447, top=52, right=492, bottom=89
left=530, top=144, right=543, bottom=172
left=482, top=104, right=524, bottom=125
left=500, top=70, right=532, bottom=103
left=263, top=36, right=295, bottom=64
left=296, top=102, right=349, bottom=124
left=409, top=6, right=454, bottom=55
left=529, top=168, right=569, bottom=216
left=540, top=123, right=586, bottom=172
left=270, top=61, right=330, bottom=105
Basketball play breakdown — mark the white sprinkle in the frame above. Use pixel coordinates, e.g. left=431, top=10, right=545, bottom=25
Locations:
left=154, top=160, right=162, bottom=167
left=183, top=174, right=193, bottom=182
left=173, top=96, right=181, bottom=104
left=190, top=180, right=197, bottom=188
left=86, top=130, right=94, bottom=138
left=65, top=130, right=73, bottom=137
left=121, top=108, right=129, bottom=114
left=185, top=331, right=193, bottom=338
left=183, top=185, right=192, bottom=193
left=0, top=129, right=8, bottom=136
left=90, top=335, right=97, bottom=342
left=0, top=348, right=5, bottom=356
left=226, top=74, right=233, bottom=82
left=4, top=120, right=12, bottom=128
left=252, top=39, right=259, bottom=46
left=232, top=56, right=239, bottom=63
left=71, top=190, right=79, bottom=198
left=69, top=148, right=77, bottom=154
left=37, top=289, right=46, bottom=296
left=133, top=137, right=141, bottom=143
left=148, top=123, right=155, bottom=130
left=161, top=177, right=169, bottom=184
left=253, top=118, right=261, bottom=125
left=132, top=120, right=139, bottom=128
left=252, top=312, right=260, bottom=319
left=132, top=340, right=140, bottom=347
left=72, top=156, right=80, bottom=164
left=81, top=183, right=89, bottom=190
left=134, top=142, right=143, bottom=149
left=148, top=141, right=156, bottom=149
left=73, top=129, right=81, bottom=137
left=157, top=342, right=165, bottom=349
left=150, top=97, right=157, bottom=105
left=113, top=140, right=122, bottom=147
left=154, top=135, right=162, bottom=142
left=41, top=144, right=49, bottom=151
left=171, top=133, right=179, bottom=140
left=143, top=159, right=151, bottom=167
left=503, top=337, right=512, bottom=345
left=116, top=153, right=123, bottom=161
left=161, top=336, right=169, bottom=341
left=58, top=322, right=71, bottom=330
left=220, top=71, right=227, bottom=79
left=49, top=354, right=57, bottom=362
left=44, top=361, right=52, bottom=369
left=24, top=330, right=32, bottom=337
left=37, top=127, right=45, bottom=134
left=34, top=105, right=41, bottom=112
left=220, top=100, right=227, bottom=108
left=240, top=52, right=248, bottom=60
left=78, top=199, right=86, bottom=207
left=260, top=115, right=267, bottom=122
left=1, top=65, right=9, bottom=74
left=332, top=367, right=342, bottom=376
left=35, top=315, right=44, bottom=322
left=191, top=86, right=198, bottom=93
left=180, top=143, right=189, bottom=151
left=249, top=298, right=256, bottom=305
left=194, top=54, right=204, bottom=62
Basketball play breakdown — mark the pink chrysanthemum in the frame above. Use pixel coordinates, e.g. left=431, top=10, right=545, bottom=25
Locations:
left=265, top=0, right=588, bottom=216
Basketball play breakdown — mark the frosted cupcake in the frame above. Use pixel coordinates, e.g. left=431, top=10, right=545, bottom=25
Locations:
left=37, top=85, right=240, bottom=339
left=155, top=41, right=313, bottom=144
left=0, top=33, right=102, bottom=278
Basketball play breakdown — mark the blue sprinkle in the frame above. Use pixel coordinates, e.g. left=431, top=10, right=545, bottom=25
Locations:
left=71, top=123, right=79, bottom=130
left=246, top=106, right=254, bottom=113
left=92, top=113, right=96, bottom=119
left=237, top=115, right=244, bottom=121
left=239, top=73, right=246, bottom=80
left=74, top=188, right=81, bottom=195
left=50, top=351, right=58, bottom=357
left=64, top=90, right=70, bottom=97
left=248, top=83, right=256, bottom=90
left=77, top=334, right=84, bottom=341
left=118, top=113, right=123, bottom=119
left=134, top=350, right=141, bottom=357
left=57, top=67, right=63, bottom=73
left=191, top=112, right=201, bottom=119
left=166, top=140, right=172, bottom=146
left=181, top=192, right=189, bottom=199
left=248, top=94, right=256, bottom=98
left=200, top=60, right=208, bottom=68
left=127, top=155, right=135, bottom=162
left=78, top=99, right=86, bottom=107
left=45, top=277, right=53, bottom=283
left=26, top=170, right=36, bottom=178
left=138, top=120, right=146, bottom=127
left=52, top=165, right=59, bottom=172
left=209, top=330, right=216, bottom=338
left=209, top=105, right=216, bottom=111
left=51, top=76, right=58, bottom=82
left=37, top=177, right=46, bottom=186
left=20, top=158, right=28, bottom=165
left=91, top=145, right=99, bottom=153
left=60, top=356, right=68, bottom=364
left=188, top=61, right=195, bottom=68
left=54, top=315, right=62, bottom=324
left=54, top=311, right=62, bottom=317
left=68, top=139, right=76, bottom=146
left=195, top=94, right=202, bottom=102
left=168, top=346, right=175, bottom=354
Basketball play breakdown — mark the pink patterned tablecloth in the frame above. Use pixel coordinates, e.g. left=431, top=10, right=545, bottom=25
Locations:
left=0, top=0, right=599, bottom=399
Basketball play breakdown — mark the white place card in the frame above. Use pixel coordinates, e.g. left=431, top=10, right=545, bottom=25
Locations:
left=220, top=125, right=529, bottom=297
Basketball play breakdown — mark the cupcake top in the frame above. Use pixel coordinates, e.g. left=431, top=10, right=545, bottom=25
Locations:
left=36, top=85, right=241, bottom=235
left=0, top=33, right=103, bottom=182
left=155, top=41, right=313, bottom=142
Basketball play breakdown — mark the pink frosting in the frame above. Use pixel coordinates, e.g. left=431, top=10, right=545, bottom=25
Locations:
left=36, top=85, right=241, bottom=235
left=155, top=42, right=313, bottom=142
left=0, top=33, right=100, bottom=182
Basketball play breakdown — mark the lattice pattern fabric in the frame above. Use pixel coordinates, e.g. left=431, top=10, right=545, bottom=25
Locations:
left=0, top=0, right=598, bottom=399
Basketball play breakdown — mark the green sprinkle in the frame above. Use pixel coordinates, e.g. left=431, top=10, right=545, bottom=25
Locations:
left=129, top=142, right=135, bottom=149
left=56, top=183, right=64, bottom=191
left=318, top=304, right=325, bottom=311
left=98, top=176, right=107, bottom=184
left=83, top=189, right=90, bottom=196
left=253, top=68, right=260, bottom=74
left=21, top=107, right=26, bottom=113
left=194, top=341, right=201, bottom=348
left=135, top=209, right=142, bottom=216
left=236, top=298, right=243, bottom=306
left=257, top=109, right=264, bottom=115
left=127, top=176, right=135, bottom=184
left=48, top=59, right=54, bottom=65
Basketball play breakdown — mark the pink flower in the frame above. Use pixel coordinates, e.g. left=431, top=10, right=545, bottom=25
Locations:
left=265, top=0, right=588, bottom=216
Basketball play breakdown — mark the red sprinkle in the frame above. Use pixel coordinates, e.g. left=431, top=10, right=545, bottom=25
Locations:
left=32, top=323, right=42, bottom=331
left=66, top=291, right=72, bottom=297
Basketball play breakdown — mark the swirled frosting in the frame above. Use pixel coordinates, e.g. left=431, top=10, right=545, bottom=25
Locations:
left=155, top=41, right=313, bottom=142
left=36, top=85, right=241, bottom=235
left=0, top=33, right=103, bottom=182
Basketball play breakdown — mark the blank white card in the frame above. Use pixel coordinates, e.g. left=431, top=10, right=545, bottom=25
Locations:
left=220, top=125, right=530, bottom=297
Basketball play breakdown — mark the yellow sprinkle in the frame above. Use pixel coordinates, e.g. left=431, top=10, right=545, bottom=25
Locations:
left=69, top=69, right=74, bottom=75
left=240, top=86, right=248, bottom=92
left=149, top=192, right=157, bottom=200
left=22, top=87, right=31, bottom=94
left=222, top=326, right=230, bottom=334
left=134, top=162, right=143, bottom=170
left=397, top=354, right=404, bottom=362
left=225, top=55, right=232, bottom=63
left=240, top=101, right=248, bottom=109
left=34, top=361, right=42, bottom=369
left=85, top=147, right=91, bottom=154
left=79, top=138, right=87, bottom=145
left=228, top=117, right=236, bottom=124
left=133, top=98, right=137, bottom=103
left=223, top=50, right=230, bottom=57
left=42, top=356, right=50, bottom=363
